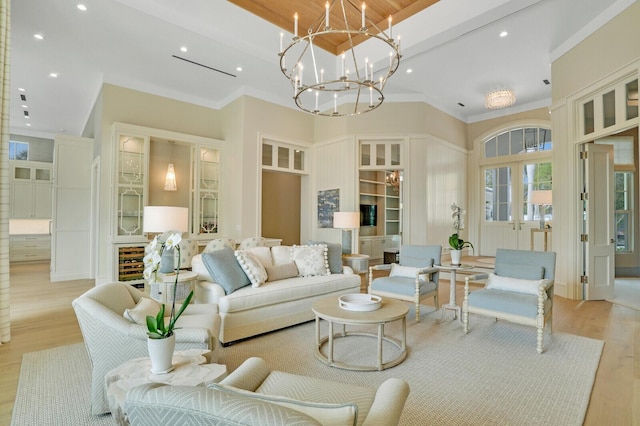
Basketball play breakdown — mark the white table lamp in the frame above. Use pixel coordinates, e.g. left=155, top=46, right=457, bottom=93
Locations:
left=530, top=190, right=552, bottom=229
left=333, top=211, right=361, bottom=255
left=143, top=206, right=189, bottom=273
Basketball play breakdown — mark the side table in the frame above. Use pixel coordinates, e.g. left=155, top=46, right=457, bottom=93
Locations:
left=435, top=264, right=473, bottom=323
left=148, top=270, right=198, bottom=304
left=342, top=254, right=370, bottom=292
left=105, top=349, right=227, bottom=426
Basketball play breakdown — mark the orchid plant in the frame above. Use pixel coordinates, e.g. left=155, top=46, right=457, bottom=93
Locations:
left=143, top=231, right=193, bottom=339
left=449, top=203, right=474, bottom=252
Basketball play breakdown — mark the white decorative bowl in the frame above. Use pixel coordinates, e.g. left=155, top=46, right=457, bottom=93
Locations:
left=338, top=294, right=382, bottom=311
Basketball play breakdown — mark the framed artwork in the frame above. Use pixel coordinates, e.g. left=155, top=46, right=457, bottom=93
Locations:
left=317, top=189, right=339, bottom=228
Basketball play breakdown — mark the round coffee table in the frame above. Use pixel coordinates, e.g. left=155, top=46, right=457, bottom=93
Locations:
left=105, top=349, right=227, bottom=426
left=312, top=295, right=408, bottom=371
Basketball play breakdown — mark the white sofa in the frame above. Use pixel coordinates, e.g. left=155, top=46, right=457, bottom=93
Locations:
left=192, top=244, right=361, bottom=344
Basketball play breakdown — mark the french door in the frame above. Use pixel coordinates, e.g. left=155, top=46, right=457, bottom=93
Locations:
left=479, top=160, right=552, bottom=256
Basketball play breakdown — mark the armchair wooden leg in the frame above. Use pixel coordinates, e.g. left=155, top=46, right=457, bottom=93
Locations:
left=414, top=301, right=420, bottom=322
left=537, top=325, right=544, bottom=354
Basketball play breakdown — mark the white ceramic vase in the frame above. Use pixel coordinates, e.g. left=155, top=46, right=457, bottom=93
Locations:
left=147, top=333, right=175, bottom=374
left=450, top=249, right=462, bottom=266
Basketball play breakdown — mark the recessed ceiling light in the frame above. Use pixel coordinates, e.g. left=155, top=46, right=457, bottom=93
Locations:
left=18, top=88, right=25, bottom=92
left=180, top=46, right=188, bottom=53
left=236, top=66, right=243, bottom=72
left=34, top=33, right=44, bottom=40
left=49, top=72, right=58, bottom=78
left=406, top=68, right=413, bottom=73
left=77, top=4, right=87, bottom=11
left=500, top=31, right=508, bottom=37
left=26, top=123, right=31, bottom=127
left=21, top=104, right=28, bottom=108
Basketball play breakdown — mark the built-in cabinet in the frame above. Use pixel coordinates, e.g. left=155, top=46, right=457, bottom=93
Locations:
left=359, top=235, right=400, bottom=264
left=9, top=160, right=52, bottom=219
left=10, top=234, right=51, bottom=262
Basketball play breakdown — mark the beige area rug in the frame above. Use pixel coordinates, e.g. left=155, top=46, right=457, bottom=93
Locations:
left=608, top=278, right=640, bottom=311
left=13, top=307, right=603, bottom=426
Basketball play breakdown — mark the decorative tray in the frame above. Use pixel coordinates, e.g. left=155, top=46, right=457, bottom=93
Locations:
left=338, top=294, right=382, bottom=311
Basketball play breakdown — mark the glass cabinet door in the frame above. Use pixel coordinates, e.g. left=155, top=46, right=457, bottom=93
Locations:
left=116, top=135, right=147, bottom=236
left=198, top=147, right=219, bottom=234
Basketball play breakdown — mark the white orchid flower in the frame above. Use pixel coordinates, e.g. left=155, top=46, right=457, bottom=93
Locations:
left=144, top=237, right=159, bottom=254
left=164, top=232, right=182, bottom=250
left=143, top=266, right=157, bottom=283
left=143, top=251, right=161, bottom=268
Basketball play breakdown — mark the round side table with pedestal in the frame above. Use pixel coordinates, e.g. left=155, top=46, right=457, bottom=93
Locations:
left=434, top=263, right=473, bottom=323
left=148, top=270, right=197, bottom=304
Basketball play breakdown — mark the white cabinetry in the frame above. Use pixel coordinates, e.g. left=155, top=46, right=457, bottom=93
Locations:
left=359, top=235, right=400, bottom=264
left=10, top=161, right=52, bottom=219
left=10, top=235, right=51, bottom=262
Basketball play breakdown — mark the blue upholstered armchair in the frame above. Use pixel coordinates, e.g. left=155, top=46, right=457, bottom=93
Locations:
left=462, top=248, right=557, bottom=354
left=368, top=245, right=441, bottom=321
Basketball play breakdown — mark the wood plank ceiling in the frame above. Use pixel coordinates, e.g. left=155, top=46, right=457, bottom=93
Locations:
left=228, top=0, right=440, bottom=55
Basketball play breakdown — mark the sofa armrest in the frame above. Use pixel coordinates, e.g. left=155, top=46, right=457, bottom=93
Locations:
left=371, top=264, right=391, bottom=271
left=362, top=378, right=410, bottom=426
left=219, top=357, right=271, bottom=391
left=342, top=265, right=354, bottom=275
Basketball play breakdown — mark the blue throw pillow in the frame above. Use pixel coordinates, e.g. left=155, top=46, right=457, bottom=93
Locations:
left=201, top=246, right=250, bottom=294
left=495, top=263, right=544, bottom=280
left=308, top=240, right=342, bottom=274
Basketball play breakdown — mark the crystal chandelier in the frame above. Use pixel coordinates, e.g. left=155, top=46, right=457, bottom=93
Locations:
left=485, top=90, right=516, bottom=109
left=279, top=0, right=401, bottom=117
left=386, top=170, right=400, bottom=192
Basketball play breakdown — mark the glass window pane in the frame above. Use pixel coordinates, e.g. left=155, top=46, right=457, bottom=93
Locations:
left=294, top=149, right=304, bottom=171
left=376, top=144, right=385, bottom=166
left=278, top=146, right=289, bottom=168
left=627, top=79, right=638, bottom=120
left=485, top=137, right=496, bottom=158
left=484, top=166, right=512, bottom=222
left=510, top=129, right=523, bottom=154
left=522, top=162, right=553, bottom=223
left=584, top=100, right=595, bottom=135
left=262, top=144, right=273, bottom=166
left=9, top=141, right=29, bottom=160
left=361, top=143, right=370, bottom=166
left=390, top=144, right=400, bottom=166
left=603, top=90, right=616, bottom=128
left=615, top=171, right=633, bottom=252
left=497, top=133, right=509, bottom=156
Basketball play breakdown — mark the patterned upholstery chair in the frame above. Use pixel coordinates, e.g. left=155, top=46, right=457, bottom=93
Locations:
left=72, top=282, right=221, bottom=415
left=462, top=248, right=557, bottom=354
left=125, top=357, right=410, bottom=426
left=202, top=237, right=236, bottom=253
left=238, top=236, right=266, bottom=250
left=174, top=238, right=199, bottom=269
left=368, top=245, right=441, bottom=321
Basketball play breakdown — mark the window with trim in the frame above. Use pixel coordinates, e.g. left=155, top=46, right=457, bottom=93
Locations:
left=9, top=141, right=29, bottom=160
left=484, top=127, right=551, bottom=158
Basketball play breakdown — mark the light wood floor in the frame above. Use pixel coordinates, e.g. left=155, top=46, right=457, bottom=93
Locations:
left=0, top=262, right=639, bottom=425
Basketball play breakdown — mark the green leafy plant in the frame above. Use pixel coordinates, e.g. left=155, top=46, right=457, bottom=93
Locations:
left=143, top=231, right=194, bottom=339
left=449, top=203, right=474, bottom=252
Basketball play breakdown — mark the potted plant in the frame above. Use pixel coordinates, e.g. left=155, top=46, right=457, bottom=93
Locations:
left=143, top=231, right=193, bottom=374
left=449, top=203, right=473, bottom=266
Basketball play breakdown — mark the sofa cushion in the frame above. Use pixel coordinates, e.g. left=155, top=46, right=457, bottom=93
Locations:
left=370, top=276, right=436, bottom=297
left=265, top=262, right=299, bottom=282
left=308, top=240, right=342, bottom=274
left=495, top=263, right=544, bottom=280
left=202, top=238, right=236, bottom=253
left=468, top=288, right=552, bottom=318
left=201, top=246, right=250, bottom=295
left=209, top=383, right=357, bottom=426
left=271, top=245, right=293, bottom=266
left=125, top=383, right=321, bottom=426
left=123, top=297, right=160, bottom=325
left=217, top=274, right=360, bottom=314
left=291, top=245, right=330, bottom=277
left=239, top=237, right=266, bottom=250
left=246, top=246, right=273, bottom=267
left=235, top=250, right=269, bottom=288
left=485, top=273, right=548, bottom=299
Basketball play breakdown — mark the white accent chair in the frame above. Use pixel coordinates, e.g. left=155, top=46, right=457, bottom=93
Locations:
left=125, top=357, right=410, bottom=426
left=368, top=245, right=441, bottom=321
left=462, top=248, right=557, bottom=354
left=72, top=282, right=221, bottom=415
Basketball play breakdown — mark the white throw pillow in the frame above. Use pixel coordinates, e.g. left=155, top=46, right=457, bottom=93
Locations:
left=271, top=245, right=293, bottom=266
left=485, top=273, right=548, bottom=299
left=246, top=246, right=273, bottom=268
left=123, top=297, right=161, bottom=325
left=389, top=263, right=427, bottom=279
left=235, top=250, right=269, bottom=287
left=291, top=244, right=330, bottom=277
left=265, top=262, right=299, bottom=281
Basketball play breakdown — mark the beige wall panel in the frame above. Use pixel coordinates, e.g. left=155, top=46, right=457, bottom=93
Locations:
left=148, top=141, right=191, bottom=208
left=261, top=171, right=301, bottom=245
left=552, top=2, right=640, bottom=102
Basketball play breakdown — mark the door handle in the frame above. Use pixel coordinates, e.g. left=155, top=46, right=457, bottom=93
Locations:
left=510, top=222, right=515, bottom=230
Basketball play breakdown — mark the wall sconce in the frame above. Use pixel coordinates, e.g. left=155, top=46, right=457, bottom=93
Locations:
left=164, top=163, right=177, bottom=191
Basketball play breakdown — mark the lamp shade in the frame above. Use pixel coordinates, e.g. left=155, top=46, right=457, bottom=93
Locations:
left=333, top=211, right=360, bottom=229
left=530, top=190, right=553, bottom=205
left=143, top=206, right=189, bottom=233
